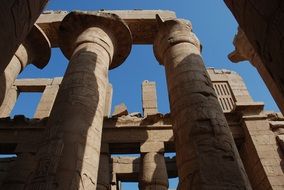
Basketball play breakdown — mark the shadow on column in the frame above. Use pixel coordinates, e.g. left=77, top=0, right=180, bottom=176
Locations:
left=27, top=49, right=102, bottom=189
left=171, top=53, right=250, bottom=189
left=0, top=74, right=7, bottom=105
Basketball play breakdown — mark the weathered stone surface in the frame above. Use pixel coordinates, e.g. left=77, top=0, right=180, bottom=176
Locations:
left=111, top=156, right=177, bottom=181
left=142, top=80, right=158, bottom=116
left=139, top=152, right=168, bottom=190
left=0, top=24, right=50, bottom=107
left=97, top=144, right=110, bottom=190
left=140, top=142, right=164, bottom=153
left=27, top=12, right=132, bottom=190
left=0, top=86, right=18, bottom=117
left=0, top=157, right=16, bottom=187
left=0, top=8, right=283, bottom=190
left=207, top=68, right=253, bottom=104
left=276, top=135, right=284, bottom=153
left=104, top=83, right=113, bottom=118
left=36, top=10, right=176, bottom=46
left=229, top=28, right=284, bottom=114
left=224, top=0, right=284, bottom=116
left=0, top=0, right=48, bottom=73
left=1, top=153, right=37, bottom=189
left=240, top=116, right=284, bottom=190
left=14, top=78, right=53, bottom=92
left=112, top=103, right=128, bottom=117
left=0, top=113, right=246, bottom=155
left=153, top=17, right=251, bottom=189
left=34, top=85, right=59, bottom=119
left=0, top=45, right=27, bottom=106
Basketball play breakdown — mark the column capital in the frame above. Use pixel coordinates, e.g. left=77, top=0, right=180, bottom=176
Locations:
left=153, top=16, right=201, bottom=65
left=59, top=11, right=132, bottom=69
left=22, top=24, right=51, bottom=70
left=228, top=27, right=256, bottom=65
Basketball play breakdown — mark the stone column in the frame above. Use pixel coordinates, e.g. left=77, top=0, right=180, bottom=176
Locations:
left=153, top=16, right=251, bottom=189
left=28, top=12, right=132, bottom=190
left=0, top=0, right=48, bottom=73
left=139, top=152, right=168, bottom=190
left=97, top=144, right=111, bottom=190
left=104, top=83, right=113, bottom=118
left=34, top=77, right=62, bottom=119
left=139, top=142, right=168, bottom=190
left=0, top=86, right=18, bottom=117
left=0, top=24, right=51, bottom=106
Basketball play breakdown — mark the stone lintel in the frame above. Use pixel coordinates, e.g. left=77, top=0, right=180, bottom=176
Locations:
left=0, top=0, right=48, bottom=73
left=234, top=102, right=264, bottom=115
left=140, top=142, right=164, bottom=153
left=0, top=117, right=244, bottom=154
left=13, top=78, right=53, bottom=92
left=51, top=77, right=62, bottom=85
left=112, top=156, right=177, bottom=181
left=37, top=10, right=176, bottom=46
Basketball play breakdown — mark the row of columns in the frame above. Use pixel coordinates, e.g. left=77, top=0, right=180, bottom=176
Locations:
left=0, top=11, right=252, bottom=190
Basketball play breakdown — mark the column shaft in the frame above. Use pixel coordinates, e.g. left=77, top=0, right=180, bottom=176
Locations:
left=139, top=152, right=168, bottom=190
left=0, top=24, right=50, bottom=110
left=1, top=153, right=37, bottom=190
left=0, top=45, right=27, bottom=106
left=28, top=27, right=113, bottom=190
left=97, top=154, right=111, bottom=190
left=0, top=86, right=18, bottom=117
left=154, top=18, right=251, bottom=190
left=34, top=84, right=60, bottom=119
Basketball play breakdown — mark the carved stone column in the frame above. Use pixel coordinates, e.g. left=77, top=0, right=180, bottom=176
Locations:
left=97, top=144, right=111, bottom=190
left=0, top=86, right=18, bottom=117
left=34, top=77, right=62, bottom=119
left=153, top=17, right=251, bottom=189
left=28, top=12, right=132, bottom=190
left=0, top=0, right=48, bottom=73
left=0, top=24, right=51, bottom=109
left=139, top=152, right=168, bottom=190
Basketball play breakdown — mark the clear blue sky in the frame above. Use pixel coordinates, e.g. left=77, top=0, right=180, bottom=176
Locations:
left=11, top=0, right=280, bottom=189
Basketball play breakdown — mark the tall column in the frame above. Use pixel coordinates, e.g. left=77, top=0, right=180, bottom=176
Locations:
left=97, top=144, right=111, bottom=190
left=0, top=86, right=18, bottom=117
left=139, top=153, right=168, bottom=190
left=28, top=12, right=132, bottom=190
left=139, top=142, right=168, bottom=190
left=153, top=16, right=251, bottom=189
left=34, top=78, right=62, bottom=119
left=0, top=0, right=48, bottom=73
left=0, top=24, right=51, bottom=106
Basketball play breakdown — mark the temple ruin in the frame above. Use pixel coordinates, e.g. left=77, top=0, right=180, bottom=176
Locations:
left=0, top=9, right=283, bottom=190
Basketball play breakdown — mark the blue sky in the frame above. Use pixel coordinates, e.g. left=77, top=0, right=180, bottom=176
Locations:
left=10, top=0, right=280, bottom=189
